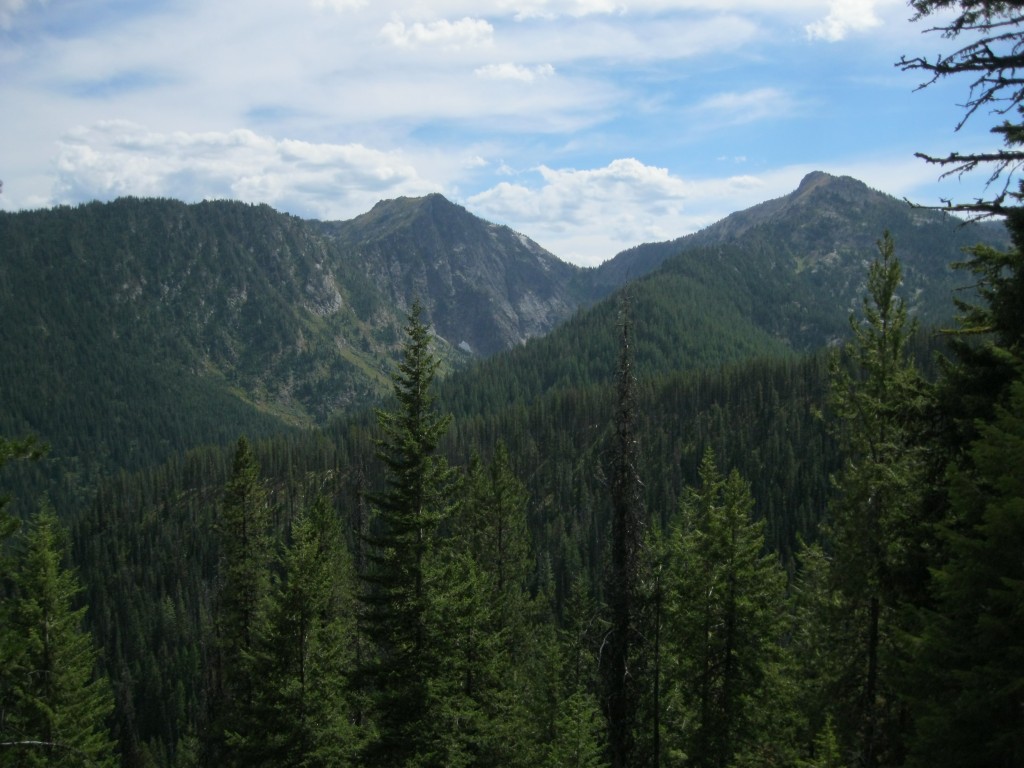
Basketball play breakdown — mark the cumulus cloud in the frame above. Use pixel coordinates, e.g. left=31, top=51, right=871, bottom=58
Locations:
left=467, top=158, right=777, bottom=266
left=53, top=121, right=439, bottom=220
left=474, top=62, right=555, bottom=82
left=806, top=0, right=883, bottom=42
left=380, top=17, right=494, bottom=49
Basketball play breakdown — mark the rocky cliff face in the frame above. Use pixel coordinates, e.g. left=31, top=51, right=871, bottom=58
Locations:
left=317, top=193, right=588, bottom=356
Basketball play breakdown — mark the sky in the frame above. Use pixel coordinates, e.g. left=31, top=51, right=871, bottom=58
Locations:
left=0, top=0, right=1003, bottom=267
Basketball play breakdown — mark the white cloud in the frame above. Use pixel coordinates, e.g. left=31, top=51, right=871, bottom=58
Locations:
left=380, top=17, right=494, bottom=49
left=475, top=62, right=555, bottom=81
left=52, top=121, right=440, bottom=220
left=806, top=0, right=883, bottom=42
left=692, top=87, right=797, bottom=126
left=467, top=158, right=780, bottom=266
left=498, top=0, right=625, bottom=20
left=310, top=0, right=367, bottom=10
left=0, top=0, right=37, bottom=29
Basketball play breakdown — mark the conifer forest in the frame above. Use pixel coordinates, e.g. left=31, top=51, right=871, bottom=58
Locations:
left=2, top=2, right=1023, bottom=766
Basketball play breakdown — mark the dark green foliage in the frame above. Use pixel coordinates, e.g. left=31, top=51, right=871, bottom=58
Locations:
left=246, top=495, right=360, bottom=767
left=662, top=450, right=795, bottom=768
left=0, top=505, right=116, bottom=768
left=824, top=232, right=928, bottom=765
left=602, top=296, right=646, bottom=768
left=907, top=378, right=1024, bottom=767
left=0, top=434, right=46, bottom=573
left=430, top=442, right=555, bottom=767
left=904, top=208, right=1024, bottom=767
left=357, top=301, right=459, bottom=767
left=207, top=437, right=273, bottom=767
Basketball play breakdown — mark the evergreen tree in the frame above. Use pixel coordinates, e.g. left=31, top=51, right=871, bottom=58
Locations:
left=433, top=442, right=541, bottom=767
left=0, top=434, right=45, bottom=575
left=206, top=436, right=273, bottom=767
left=824, top=231, right=927, bottom=766
left=358, top=300, right=458, bottom=768
left=786, top=540, right=845, bottom=758
left=662, top=450, right=794, bottom=768
left=249, top=494, right=359, bottom=767
left=602, top=295, right=646, bottom=768
left=0, top=504, right=116, bottom=768
left=546, top=574, right=608, bottom=768
left=907, top=378, right=1024, bottom=767
left=904, top=211, right=1024, bottom=767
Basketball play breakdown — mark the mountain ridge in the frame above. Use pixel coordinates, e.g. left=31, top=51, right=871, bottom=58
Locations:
left=0, top=171, right=1010, bottom=482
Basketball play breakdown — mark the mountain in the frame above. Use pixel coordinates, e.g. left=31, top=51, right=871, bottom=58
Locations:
left=0, top=196, right=587, bottom=477
left=0, top=172, right=1010, bottom=483
left=438, top=173, right=1009, bottom=415
left=594, top=171, right=1009, bottom=329
left=314, top=193, right=589, bottom=356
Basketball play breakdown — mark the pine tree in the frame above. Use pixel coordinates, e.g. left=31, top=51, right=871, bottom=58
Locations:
left=206, top=436, right=273, bottom=767
left=249, top=494, right=359, bottom=767
left=546, top=574, right=608, bottom=768
left=0, top=504, right=116, bottom=768
left=905, top=213, right=1024, bottom=767
left=602, top=294, right=646, bottom=768
left=662, top=449, right=794, bottom=768
left=824, top=231, right=927, bottom=766
left=358, top=300, right=458, bottom=768
left=907, top=378, right=1024, bottom=767
left=432, top=441, right=540, bottom=767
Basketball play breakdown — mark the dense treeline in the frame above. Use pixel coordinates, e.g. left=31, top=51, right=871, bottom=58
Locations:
left=2, top=207, right=1022, bottom=766
left=45, top=322, right=836, bottom=765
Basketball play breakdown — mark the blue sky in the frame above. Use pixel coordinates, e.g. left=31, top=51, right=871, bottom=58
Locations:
left=0, top=0, right=1001, bottom=266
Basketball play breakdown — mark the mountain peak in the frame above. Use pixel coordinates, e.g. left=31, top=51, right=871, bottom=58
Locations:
left=796, top=170, right=834, bottom=193
left=793, top=171, right=870, bottom=201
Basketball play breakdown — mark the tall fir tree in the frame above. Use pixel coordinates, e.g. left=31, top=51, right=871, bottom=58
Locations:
left=662, top=449, right=795, bottom=768
left=431, top=441, right=542, bottom=767
left=546, top=574, right=608, bottom=768
left=0, top=504, right=116, bottom=768
left=358, top=300, right=458, bottom=768
left=602, top=294, right=646, bottom=768
left=824, top=231, right=928, bottom=766
left=206, top=436, right=273, bottom=767
left=246, top=494, right=359, bottom=767
left=905, top=210, right=1024, bottom=767
left=907, top=378, right=1024, bottom=767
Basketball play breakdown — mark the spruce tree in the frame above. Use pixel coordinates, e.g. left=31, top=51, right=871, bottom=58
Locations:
left=0, top=504, right=116, bottom=768
left=602, top=294, right=645, bottom=768
left=358, top=300, right=457, bottom=768
left=434, top=442, right=539, bottom=767
left=662, top=449, right=794, bottom=768
left=249, top=495, right=359, bottom=767
left=905, top=212, right=1024, bottom=767
left=824, top=231, right=927, bottom=766
left=207, top=436, right=273, bottom=767
left=908, top=378, right=1024, bottom=767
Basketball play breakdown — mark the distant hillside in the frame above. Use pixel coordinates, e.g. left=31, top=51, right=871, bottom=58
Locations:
left=0, top=172, right=1012, bottom=485
left=0, top=196, right=589, bottom=479
left=593, top=171, right=1010, bottom=330
left=440, top=173, right=1010, bottom=411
